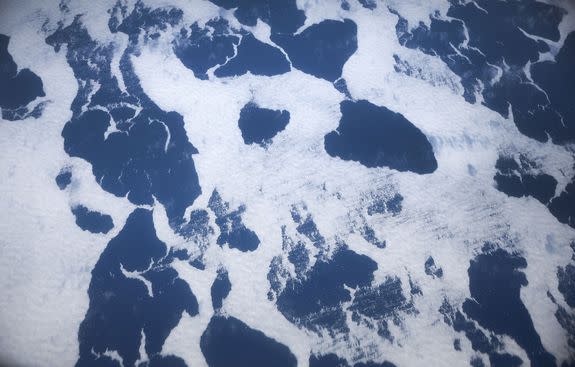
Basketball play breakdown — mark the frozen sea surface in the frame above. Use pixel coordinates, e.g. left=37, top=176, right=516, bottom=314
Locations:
left=0, top=0, right=575, bottom=367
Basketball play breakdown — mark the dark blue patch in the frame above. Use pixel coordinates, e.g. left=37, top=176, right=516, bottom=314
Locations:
left=551, top=299, right=575, bottom=357
left=207, top=0, right=305, bottom=35
left=493, top=154, right=575, bottom=230
left=109, top=0, right=183, bottom=37
left=309, top=353, right=396, bottom=367
left=71, top=205, right=114, bottom=234
left=208, top=190, right=260, bottom=252
left=76, top=209, right=198, bottom=367
left=109, top=106, right=136, bottom=122
left=142, top=355, right=188, bottom=367
left=284, top=228, right=310, bottom=276
left=334, top=78, right=352, bottom=99
left=310, top=354, right=349, bottom=367
left=424, top=256, right=443, bottom=278
left=176, top=209, right=213, bottom=239
left=46, top=9, right=201, bottom=229
left=200, top=315, right=297, bottom=367
left=211, top=268, right=231, bottom=310
left=358, top=0, right=377, bottom=10
left=268, top=228, right=310, bottom=301
left=356, top=362, right=397, bottom=367
left=409, top=276, right=422, bottom=296
left=360, top=225, right=386, bottom=248
left=494, top=155, right=557, bottom=204
left=55, top=169, right=72, bottom=190
left=267, top=255, right=287, bottom=301
left=271, top=19, right=357, bottom=82
left=2, top=101, right=47, bottom=121
left=394, top=1, right=573, bottom=144
left=446, top=1, right=557, bottom=66
left=557, top=264, right=575, bottom=308
left=367, top=193, right=403, bottom=216
left=484, top=67, right=567, bottom=143
left=349, top=276, right=414, bottom=340
left=324, top=100, right=437, bottom=174
left=190, top=257, right=206, bottom=270
left=530, top=31, right=575, bottom=144
left=489, top=353, right=523, bottom=367
left=275, top=245, right=377, bottom=334
left=0, top=34, right=45, bottom=120
left=470, top=357, right=485, bottom=367
left=164, top=248, right=190, bottom=263
left=453, top=338, right=461, bottom=351
left=385, top=194, right=403, bottom=215
left=463, top=246, right=555, bottom=366
left=214, top=34, right=290, bottom=77
left=290, top=204, right=326, bottom=252
left=173, top=19, right=240, bottom=80
left=549, top=173, right=575, bottom=230
left=440, top=299, right=498, bottom=355
left=238, top=102, right=290, bottom=146
left=271, top=231, right=414, bottom=342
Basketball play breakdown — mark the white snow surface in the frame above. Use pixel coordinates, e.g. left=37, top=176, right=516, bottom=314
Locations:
left=0, top=0, right=574, bottom=366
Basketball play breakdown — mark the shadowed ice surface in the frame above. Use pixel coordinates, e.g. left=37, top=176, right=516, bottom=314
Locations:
left=463, top=245, right=555, bottom=367
left=173, top=19, right=239, bottom=80
left=200, top=316, right=297, bottom=367
left=55, top=169, right=72, bottom=190
left=1, top=0, right=572, bottom=366
left=394, top=0, right=573, bottom=145
left=76, top=209, right=198, bottom=367
left=325, top=100, right=437, bottom=174
left=208, top=190, right=260, bottom=252
left=238, top=102, right=290, bottom=147
left=71, top=205, right=114, bottom=234
left=272, top=19, right=357, bottom=82
left=0, top=34, right=45, bottom=120
left=310, top=353, right=396, bottom=367
left=47, top=4, right=202, bottom=229
left=210, top=268, right=231, bottom=310
left=215, top=33, right=290, bottom=78
left=207, top=0, right=305, bottom=34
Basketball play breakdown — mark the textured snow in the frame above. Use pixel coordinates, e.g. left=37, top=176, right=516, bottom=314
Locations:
left=0, top=0, right=574, bottom=366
